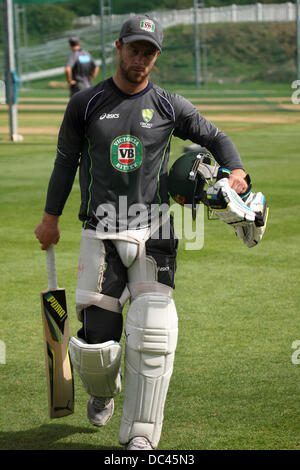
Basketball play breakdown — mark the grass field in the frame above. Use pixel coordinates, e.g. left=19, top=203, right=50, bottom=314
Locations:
left=0, top=81, right=300, bottom=451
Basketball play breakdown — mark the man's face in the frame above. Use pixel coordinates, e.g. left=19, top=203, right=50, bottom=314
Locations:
left=116, top=40, right=160, bottom=85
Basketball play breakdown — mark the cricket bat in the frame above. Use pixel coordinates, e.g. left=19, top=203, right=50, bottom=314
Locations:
left=40, top=244, right=74, bottom=418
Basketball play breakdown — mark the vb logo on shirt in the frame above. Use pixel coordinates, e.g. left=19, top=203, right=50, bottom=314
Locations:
left=111, top=135, right=143, bottom=172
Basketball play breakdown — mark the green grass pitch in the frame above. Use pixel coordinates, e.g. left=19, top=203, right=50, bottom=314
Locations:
left=0, top=84, right=300, bottom=450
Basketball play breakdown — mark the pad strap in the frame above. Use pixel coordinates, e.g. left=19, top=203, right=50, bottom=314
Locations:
left=76, top=289, right=122, bottom=313
left=128, top=282, right=173, bottom=301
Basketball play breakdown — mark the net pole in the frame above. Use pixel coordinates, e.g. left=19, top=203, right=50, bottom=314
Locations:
left=193, top=0, right=201, bottom=88
left=3, top=0, right=19, bottom=141
left=100, top=0, right=106, bottom=80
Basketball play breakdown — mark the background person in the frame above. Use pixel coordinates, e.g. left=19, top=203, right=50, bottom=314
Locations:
left=65, top=37, right=99, bottom=96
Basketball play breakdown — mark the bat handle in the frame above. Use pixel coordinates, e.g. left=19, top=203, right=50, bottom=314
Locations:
left=46, top=244, right=58, bottom=290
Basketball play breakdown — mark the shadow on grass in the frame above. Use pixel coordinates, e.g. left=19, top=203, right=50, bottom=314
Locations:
left=0, top=423, right=121, bottom=450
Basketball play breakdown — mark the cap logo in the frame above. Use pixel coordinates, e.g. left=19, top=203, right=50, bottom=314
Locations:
left=140, top=19, right=155, bottom=33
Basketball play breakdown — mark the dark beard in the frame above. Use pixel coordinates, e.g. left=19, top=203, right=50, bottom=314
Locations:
left=119, top=57, right=150, bottom=84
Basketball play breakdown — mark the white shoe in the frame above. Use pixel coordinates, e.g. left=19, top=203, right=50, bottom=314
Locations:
left=125, top=437, right=153, bottom=450
left=87, top=396, right=114, bottom=426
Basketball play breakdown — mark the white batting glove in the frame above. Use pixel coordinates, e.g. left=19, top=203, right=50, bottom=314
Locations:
left=234, top=192, right=269, bottom=247
left=207, top=178, right=269, bottom=247
left=206, top=178, right=256, bottom=225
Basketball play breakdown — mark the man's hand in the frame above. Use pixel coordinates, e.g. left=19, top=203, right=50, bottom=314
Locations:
left=65, top=66, right=77, bottom=87
left=34, top=213, right=60, bottom=250
left=206, top=178, right=256, bottom=225
left=228, top=168, right=248, bottom=194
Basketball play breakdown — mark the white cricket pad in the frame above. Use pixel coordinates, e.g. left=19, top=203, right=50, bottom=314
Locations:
left=119, top=293, right=178, bottom=448
left=69, top=337, right=122, bottom=397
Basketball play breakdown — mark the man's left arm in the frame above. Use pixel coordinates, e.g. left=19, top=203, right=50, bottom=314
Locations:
left=172, top=93, right=247, bottom=183
left=89, top=65, right=99, bottom=84
left=172, top=95, right=268, bottom=247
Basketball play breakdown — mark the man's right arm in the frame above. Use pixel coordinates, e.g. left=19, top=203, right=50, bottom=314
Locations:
left=34, top=94, right=84, bottom=249
left=65, top=53, right=77, bottom=87
left=65, top=66, right=77, bottom=87
left=34, top=159, right=78, bottom=249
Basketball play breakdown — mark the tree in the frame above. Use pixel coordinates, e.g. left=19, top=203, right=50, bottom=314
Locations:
left=26, top=5, right=75, bottom=40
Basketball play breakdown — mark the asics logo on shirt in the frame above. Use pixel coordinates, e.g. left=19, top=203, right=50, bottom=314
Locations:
left=99, top=113, right=120, bottom=120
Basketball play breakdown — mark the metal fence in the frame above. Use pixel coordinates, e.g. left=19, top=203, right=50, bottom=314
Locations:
left=15, top=25, right=117, bottom=81
left=0, top=2, right=297, bottom=83
left=80, top=2, right=297, bottom=27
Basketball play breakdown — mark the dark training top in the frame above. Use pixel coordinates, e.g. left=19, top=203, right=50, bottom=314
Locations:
left=66, top=49, right=97, bottom=88
left=45, top=78, right=244, bottom=230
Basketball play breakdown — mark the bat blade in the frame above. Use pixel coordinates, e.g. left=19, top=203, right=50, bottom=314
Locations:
left=40, top=247, right=74, bottom=419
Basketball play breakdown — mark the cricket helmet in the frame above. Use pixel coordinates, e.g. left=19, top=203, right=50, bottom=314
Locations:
left=168, top=148, right=217, bottom=219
